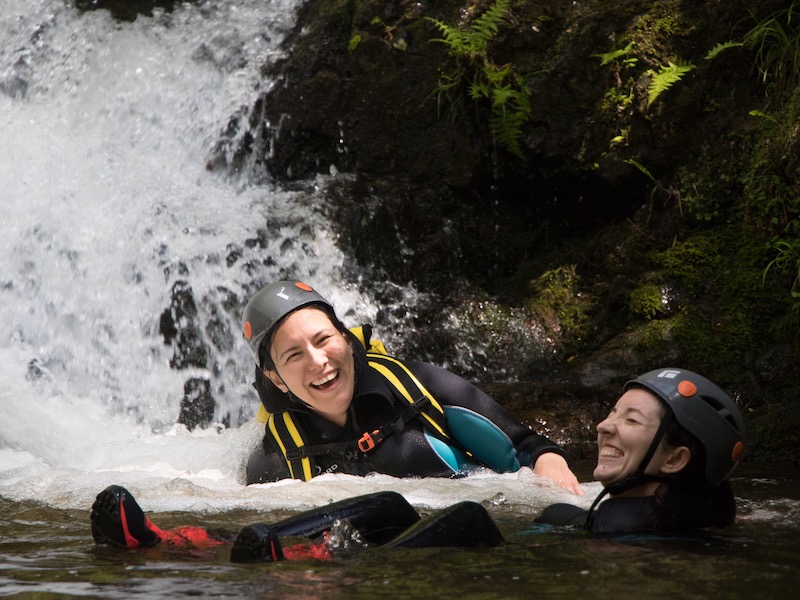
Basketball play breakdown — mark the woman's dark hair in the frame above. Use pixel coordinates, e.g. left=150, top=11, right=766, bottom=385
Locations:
left=660, top=405, right=706, bottom=487
left=653, top=400, right=737, bottom=530
left=257, top=303, right=348, bottom=372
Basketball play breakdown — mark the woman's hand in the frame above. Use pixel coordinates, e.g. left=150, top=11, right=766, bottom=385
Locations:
left=533, top=452, right=584, bottom=496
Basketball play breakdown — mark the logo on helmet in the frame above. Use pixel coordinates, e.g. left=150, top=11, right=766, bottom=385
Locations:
left=276, top=281, right=315, bottom=301
left=657, top=369, right=681, bottom=379
left=243, top=321, right=252, bottom=340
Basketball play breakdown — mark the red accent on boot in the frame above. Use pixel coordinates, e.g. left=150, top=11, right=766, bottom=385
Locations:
left=119, top=502, right=142, bottom=548
left=143, top=518, right=168, bottom=544
left=282, top=542, right=332, bottom=561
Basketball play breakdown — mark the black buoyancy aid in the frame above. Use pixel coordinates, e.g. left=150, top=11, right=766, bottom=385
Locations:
left=257, top=325, right=453, bottom=481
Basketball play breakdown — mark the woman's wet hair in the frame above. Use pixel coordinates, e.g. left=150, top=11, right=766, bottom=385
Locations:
left=653, top=399, right=736, bottom=529
left=257, top=303, right=348, bottom=372
left=656, top=399, right=707, bottom=488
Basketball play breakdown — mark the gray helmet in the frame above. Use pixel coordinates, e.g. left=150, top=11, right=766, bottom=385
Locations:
left=242, top=280, right=332, bottom=365
left=624, top=368, right=746, bottom=488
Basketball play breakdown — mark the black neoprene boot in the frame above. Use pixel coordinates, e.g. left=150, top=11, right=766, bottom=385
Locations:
left=90, top=485, right=161, bottom=548
left=230, top=523, right=285, bottom=563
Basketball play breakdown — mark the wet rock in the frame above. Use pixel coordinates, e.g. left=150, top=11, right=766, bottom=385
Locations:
left=73, top=0, right=192, bottom=21
left=755, top=344, right=796, bottom=385
left=0, top=57, right=31, bottom=99
left=159, top=280, right=217, bottom=430
left=176, top=376, right=215, bottom=430
left=25, top=359, right=46, bottom=382
left=483, top=380, right=615, bottom=459
left=214, top=0, right=482, bottom=187
left=159, top=280, right=208, bottom=370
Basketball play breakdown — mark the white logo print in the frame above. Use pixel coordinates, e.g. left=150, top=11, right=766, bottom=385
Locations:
left=657, top=369, right=681, bottom=379
left=276, top=286, right=290, bottom=300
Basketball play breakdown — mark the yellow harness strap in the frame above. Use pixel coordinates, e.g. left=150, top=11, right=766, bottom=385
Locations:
left=350, top=324, right=388, bottom=355
left=268, top=412, right=314, bottom=481
left=254, top=325, right=449, bottom=481
left=365, top=352, right=448, bottom=439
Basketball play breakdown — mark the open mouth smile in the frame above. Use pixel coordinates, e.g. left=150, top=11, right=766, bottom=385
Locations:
left=311, top=371, right=339, bottom=390
left=599, top=445, right=623, bottom=458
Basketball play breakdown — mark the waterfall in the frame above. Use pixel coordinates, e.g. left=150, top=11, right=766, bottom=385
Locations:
left=0, top=0, right=593, bottom=514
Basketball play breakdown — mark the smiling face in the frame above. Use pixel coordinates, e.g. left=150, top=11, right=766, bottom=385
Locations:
left=265, top=307, right=355, bottom=427
left=593, top=388, right=689, bottom=492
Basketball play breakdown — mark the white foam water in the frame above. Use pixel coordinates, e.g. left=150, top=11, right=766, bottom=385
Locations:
left=0, top=0, right=593, bottom=516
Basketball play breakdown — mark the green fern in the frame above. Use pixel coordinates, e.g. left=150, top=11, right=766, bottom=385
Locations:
left=427, top=17, right=470, bottom=54
left=647, top=59, right=696, bottom=106
left=427, top=0, right=510, bottom=58
left=704, top=41, right=743, bottom=60
left=468, top=0, right=511, bottom=53
left=426, top=0, right=530, bottom=158
left=593, top=41, right=635, bottom=66
left=490, top=85, right=531, bottom=157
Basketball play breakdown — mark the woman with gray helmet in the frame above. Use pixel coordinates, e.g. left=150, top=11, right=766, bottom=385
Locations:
left=536, top=368, right=746, bottom=533
left=242, top=280, right=583, bottom=494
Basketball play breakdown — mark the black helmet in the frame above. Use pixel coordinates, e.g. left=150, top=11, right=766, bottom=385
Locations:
left=242, top=280, right=332, bottom=365
left=624, top=368, right=746, bottom=488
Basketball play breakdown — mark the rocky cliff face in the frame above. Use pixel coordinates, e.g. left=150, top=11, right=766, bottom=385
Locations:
left=208, top=0, right=797, bottom=458
left=226, top=0, right=768, bottom=192
left=216, top=0, right=776, bottom=292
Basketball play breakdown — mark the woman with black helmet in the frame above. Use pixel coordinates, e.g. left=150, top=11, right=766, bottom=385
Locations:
left=536, top=368, right=747, bottom=533
left=241, top=280, right=583, bottom=495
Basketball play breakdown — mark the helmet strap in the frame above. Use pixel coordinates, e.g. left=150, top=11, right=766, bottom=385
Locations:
left=584, top=410, right=674, bottom=529
left=610, top=409, right=673, bottom=494
left=265, top=363, right=315, bottom=410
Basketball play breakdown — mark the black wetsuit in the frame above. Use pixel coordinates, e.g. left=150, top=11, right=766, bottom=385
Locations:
left=246, top=336, right=568, bottom=484
left=535, top=481, right=737, bottom=533
left=535, top=497, right=662, bottom=533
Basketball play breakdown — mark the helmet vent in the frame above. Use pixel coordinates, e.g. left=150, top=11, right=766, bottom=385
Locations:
left=700, top=394, right=739, bottom=430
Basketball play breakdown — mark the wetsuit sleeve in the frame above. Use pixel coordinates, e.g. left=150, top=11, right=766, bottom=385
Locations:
left=405, top=360, right=570, bottom=466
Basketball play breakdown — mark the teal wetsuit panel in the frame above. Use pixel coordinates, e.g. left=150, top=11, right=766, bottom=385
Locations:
left=424, top=431, right=471, bottom=472
left=444, top=406, right=521, bottom=473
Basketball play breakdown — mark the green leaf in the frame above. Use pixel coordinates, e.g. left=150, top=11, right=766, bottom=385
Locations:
left=647, top=60, right=696, bottom=106
left=593, top=42, right=635, bottom=66
left=705, top=41, right=743, bottom=60
left=625, top=159, right=655, bottom=182
left=749, top=109, right=779, bottom=124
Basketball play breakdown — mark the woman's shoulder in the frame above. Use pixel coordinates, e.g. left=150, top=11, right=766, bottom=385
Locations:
left=591, top=496, right=660, bottom=533
left=536, top=496, right=659, bottom=533
left=535, top=502, right=588, bottom=527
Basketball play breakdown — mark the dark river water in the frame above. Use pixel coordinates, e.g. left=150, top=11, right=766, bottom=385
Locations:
left=2, top=461, right=798, bottom=599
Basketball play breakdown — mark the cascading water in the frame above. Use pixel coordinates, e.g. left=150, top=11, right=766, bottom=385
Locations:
left=0, top=0, right=593, bottom=515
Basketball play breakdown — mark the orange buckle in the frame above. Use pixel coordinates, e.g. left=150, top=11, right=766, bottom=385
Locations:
left=358, top=430, right=381, bottom=452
